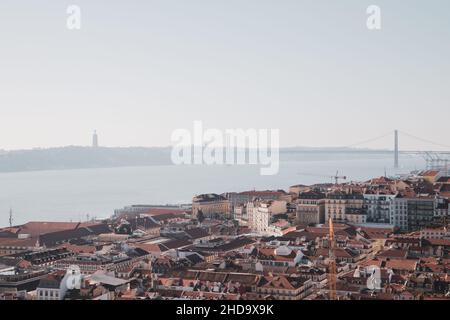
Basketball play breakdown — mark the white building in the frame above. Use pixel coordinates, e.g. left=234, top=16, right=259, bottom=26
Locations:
left=389, top=196, right=408, bottom=231
left=364, top=193, right=396, bottom=223
left=247, top=200, right=287, bottom=235
left=435, top=197, right=449, bottom=218
left=420, top=227, right=450, bottom=240
left=36, top=265, right=82, bottom=300
left=233, top=204, right=248, bottom=226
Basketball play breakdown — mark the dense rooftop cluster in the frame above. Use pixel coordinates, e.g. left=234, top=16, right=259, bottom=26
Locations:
left=0, top=169, right=449, bottom=300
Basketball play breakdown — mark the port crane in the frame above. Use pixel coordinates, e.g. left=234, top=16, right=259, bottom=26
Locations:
left=297, top=171, right=347, bottom=185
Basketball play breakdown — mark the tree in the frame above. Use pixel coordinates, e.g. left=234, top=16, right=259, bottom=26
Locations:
left=196, top=210, right=205, bottom=224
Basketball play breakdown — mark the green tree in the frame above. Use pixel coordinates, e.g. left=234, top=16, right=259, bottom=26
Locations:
left=196, top=210, right=205, bottom=224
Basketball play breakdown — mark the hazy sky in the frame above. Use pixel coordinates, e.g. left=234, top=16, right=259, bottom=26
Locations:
left=0, top=0, right=449, bottom=150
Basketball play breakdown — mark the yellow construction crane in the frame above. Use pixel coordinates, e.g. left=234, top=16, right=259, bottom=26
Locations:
left=328, top=217, right=337, bottom=300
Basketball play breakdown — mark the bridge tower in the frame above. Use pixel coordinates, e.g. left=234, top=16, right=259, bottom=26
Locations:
left=394, top=130, right=399, bottom=169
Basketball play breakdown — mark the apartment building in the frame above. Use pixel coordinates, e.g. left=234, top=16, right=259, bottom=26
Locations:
left=390, top=196, right=409, bottom=231
left=296, top=190, right=326, bottom=225
left=364, top=192, right=396, bottom=223
left=420, top=227, right=450, bottom=240
left=255, top=276, right=313, bottom=300
left=192, top=194, right=231, bottom=219
left=325, top=191, right=366, bottom=224
left=224, top=190, right=287, bottom=209
left=247, top=200, right=287, bottom=235
left=406, top=197, right=436, bottom=231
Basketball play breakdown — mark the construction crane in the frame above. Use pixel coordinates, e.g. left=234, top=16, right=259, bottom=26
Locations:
left=332, top=171, right=346, bottom=185
left=297, top=170, right=347, bottom=185
left=328, top=217, right=337, bottom=300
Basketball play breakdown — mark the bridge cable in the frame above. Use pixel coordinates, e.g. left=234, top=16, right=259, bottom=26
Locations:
left=342, top=131, right=394, bottom=149
left=398, top=130, right=450, bottom=150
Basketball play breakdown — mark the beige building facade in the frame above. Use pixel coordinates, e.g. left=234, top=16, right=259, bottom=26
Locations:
left=192, top=194, right=231, bottom=219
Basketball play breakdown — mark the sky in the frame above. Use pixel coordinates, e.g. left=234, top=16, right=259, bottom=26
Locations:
left=0, top=0, right=449, bottom=151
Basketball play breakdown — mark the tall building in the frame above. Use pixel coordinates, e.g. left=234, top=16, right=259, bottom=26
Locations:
left=325, top=190, right=366, bottom=224
left=406, top=196, right=436, bottom=231
left=389, top=195, right=408, bottom=231
left=364, top=191, right=396, bottom=223
left=247, top=200, right=287, bottom=235
left=296, top=190, right=326, bottom=225
left=92, top=130, right=98, bottom=148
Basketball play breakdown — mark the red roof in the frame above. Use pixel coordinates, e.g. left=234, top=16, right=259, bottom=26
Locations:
left=143, top=208, right=187, bottom=216
left=377, top=249, right=408, bottom=259
left=258, top=276, right=297, bottom=290
left=18, top=221, right=80, bottom=236
left=425, top=239, right=450, bottom=246
left=257, top=248, right=297, bottom=261
left=421, top=170, right=439, bottom=177
left=385, top=259, right=418, bottom=271
left=239, top=190, right=284, bottom=196
left=61, top=243, right=97, bottom=254
left=133, top=243, right=167, bottom=253
left=0, top=237, right=37, bottom=247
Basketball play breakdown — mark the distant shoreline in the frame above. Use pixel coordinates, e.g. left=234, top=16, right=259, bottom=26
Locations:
left=0, top=146, right=398, bottom=174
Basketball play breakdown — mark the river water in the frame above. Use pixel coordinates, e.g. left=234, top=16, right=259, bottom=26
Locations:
left=0, top=153, right=425, bottom=227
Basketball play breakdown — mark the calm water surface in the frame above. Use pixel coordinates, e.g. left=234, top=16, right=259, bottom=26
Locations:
left=0, top=154, right=425, bottom=227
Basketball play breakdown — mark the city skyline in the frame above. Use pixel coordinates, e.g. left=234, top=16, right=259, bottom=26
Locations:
left=0, top=0, right=449, bottom=150
left=1, top=128, right=448, bottom=153
left=0, top=1, right=449, bottom=304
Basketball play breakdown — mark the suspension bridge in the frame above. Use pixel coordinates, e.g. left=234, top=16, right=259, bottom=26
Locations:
left=348, top=130, right=450, bottom=170
left=290, top=130, right=450, bottom=171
